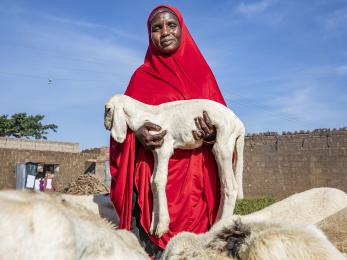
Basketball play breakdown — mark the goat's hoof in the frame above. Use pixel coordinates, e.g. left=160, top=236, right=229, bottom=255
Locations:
left=155, top=221, right=169, bottom=237
left=237, top=193, right=244, bottom=200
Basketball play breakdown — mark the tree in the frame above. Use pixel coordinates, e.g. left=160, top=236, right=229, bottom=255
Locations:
left=0, top=113, right=58, bottom=140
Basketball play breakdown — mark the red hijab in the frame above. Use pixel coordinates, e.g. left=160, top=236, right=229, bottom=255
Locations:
left=109, top=5, right=226, bottom=249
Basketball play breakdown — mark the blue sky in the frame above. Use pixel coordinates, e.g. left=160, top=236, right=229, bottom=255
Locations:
left=0, top=0, right=346, bottom=150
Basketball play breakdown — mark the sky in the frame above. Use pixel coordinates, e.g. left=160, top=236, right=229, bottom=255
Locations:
left=0, top=0, right=346, bottom=150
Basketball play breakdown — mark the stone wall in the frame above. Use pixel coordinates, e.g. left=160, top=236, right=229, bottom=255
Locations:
left=243, top=128, right=347, bottom=198
left=1, top=128, right=346, bottom=198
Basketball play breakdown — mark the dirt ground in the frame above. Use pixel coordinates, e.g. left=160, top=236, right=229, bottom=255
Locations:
left=317, top=207, right=347, bottom=254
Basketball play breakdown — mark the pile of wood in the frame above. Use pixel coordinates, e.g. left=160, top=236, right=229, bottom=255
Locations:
left=61, top=174, right=109, bottom=195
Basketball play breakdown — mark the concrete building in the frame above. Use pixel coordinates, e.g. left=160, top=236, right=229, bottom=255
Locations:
left=0, top=137, right=110, bottom=191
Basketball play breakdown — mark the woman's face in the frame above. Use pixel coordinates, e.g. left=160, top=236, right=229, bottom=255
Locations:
left=150, top=11, right=182, bottom=54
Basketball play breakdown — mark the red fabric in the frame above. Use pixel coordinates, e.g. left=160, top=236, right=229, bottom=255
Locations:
left=109, top=4, right=227, bottom=249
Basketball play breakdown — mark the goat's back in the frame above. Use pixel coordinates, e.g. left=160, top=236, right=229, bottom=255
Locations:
left=243, top=187, right=347, bottom=225
left=162, top=220, right=345, bottom=260
left=0, top=190, right=149, bottom=260
left=240, top=223, right=346, bottom=260
left=154, top=99, right=244, bottom=147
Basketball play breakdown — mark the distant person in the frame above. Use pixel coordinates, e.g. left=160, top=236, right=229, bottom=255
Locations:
left=34, top=176, right=41, bottom=191
left=109, top=5, right=227, bottom=258
left=39, top=176, right=45, bottom=192
left=45, top=173, right=55, bottom=192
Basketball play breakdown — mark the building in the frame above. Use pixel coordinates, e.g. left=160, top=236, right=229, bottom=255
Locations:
left=0, top=137, right=110, bottom=191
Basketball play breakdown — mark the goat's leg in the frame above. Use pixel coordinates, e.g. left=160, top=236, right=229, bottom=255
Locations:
left=212, top=139, right=238, bottom=220
left=150, top=145, right=173, bottom=237
left=149, top=152, right=159, bottom=236
left=235, top=135, right=245, bottom=199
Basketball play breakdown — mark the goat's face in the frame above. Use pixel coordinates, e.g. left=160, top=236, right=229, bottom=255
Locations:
left=104, top=97, right=127, bottom=143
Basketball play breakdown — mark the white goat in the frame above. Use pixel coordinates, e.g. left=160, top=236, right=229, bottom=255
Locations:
left=0, top=190, right=149, bottom=260
left=211, top=187, right=347, bottom=232
left=243, top=187, right=347, bottom=225
left=162, top=219, right=346, bottom=260
left=60, top=193, right=119, bottom=225
left=104, top=94, right=245, bottom=237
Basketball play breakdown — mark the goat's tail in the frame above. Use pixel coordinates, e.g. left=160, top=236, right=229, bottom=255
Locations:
left=234, top=133, right=245, bottom=199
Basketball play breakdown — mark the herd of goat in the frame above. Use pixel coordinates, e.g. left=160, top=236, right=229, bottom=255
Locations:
left=0, top=188, right=346, bottom=259
left=0, top=95, right=345, bottom=259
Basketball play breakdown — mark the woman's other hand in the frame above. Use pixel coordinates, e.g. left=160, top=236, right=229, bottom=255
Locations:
left=135, top=122, right=167, bottom=150
left=192, top=111, right=216, bottom=142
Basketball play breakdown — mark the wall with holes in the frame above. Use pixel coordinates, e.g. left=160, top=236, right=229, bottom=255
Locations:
left=243, top=128, right=347, bottom=198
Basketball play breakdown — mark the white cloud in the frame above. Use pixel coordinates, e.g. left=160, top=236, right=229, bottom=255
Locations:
left=43, top=14, right=145, bottom=43
left=0, top=1, right=23, bottom=16
left=2, top=10, right=144, bottom=85
left=0, top=6, right=146, bottom=148
left=324, top=7, right=347, bottom=31
left=236, top=0, right=277, bottom=16
left=302, top=65, right=347, bottom=77
left=336, top=65, right=347, bottom=76
left=272, top=88, right=312, bottom=119
left=268, top=87, right=341, bottom=124
left=224, top=62, right=347, bottom=134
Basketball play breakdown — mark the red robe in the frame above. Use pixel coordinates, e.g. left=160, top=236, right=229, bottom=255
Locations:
left=109, top=4, right=227, bottom=249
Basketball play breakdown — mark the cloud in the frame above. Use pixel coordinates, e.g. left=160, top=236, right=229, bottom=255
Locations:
left=303, top=65, right=347, bottom=77
left=43, top=14, right=145, bottom=43
left=0, top=5, right=146, bottom=148
left=239, top=86, right=342, bottom=133
left=267, top=85, right=344, bottom=125
left=1, top=1, right=346, bottom=147
left=0, top=1, right=23, bottom=16
left=1, top=9, right=144, bottom=83
left=336, top=65, right=347, bottom=76
left=324, top=7, right=347, bottom=31
left=223, top=62, right=347, bottom=134
left=271, top=88, right=313, bottom=120
left=236, top=0, right=277, bottom=16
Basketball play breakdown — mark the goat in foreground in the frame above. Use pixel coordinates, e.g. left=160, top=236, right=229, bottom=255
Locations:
left=0, top=190, right=149, bottom=260
left=60, top=193, right=120, bottom=225
left=162, top=219, right=346, bottom=260
left=104, top=94, right=245, bottom=237
left=211, top=187, right=347, bottom=232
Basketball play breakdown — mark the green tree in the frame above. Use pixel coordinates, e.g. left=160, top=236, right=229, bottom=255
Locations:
left=0, top=113, right=58, bottom=140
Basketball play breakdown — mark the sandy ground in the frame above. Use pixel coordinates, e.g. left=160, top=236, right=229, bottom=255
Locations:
left=317, top=207, right=347, bottom=254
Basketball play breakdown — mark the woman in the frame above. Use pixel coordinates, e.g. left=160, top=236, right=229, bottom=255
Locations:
left=109, top=5, right=227, bottom=257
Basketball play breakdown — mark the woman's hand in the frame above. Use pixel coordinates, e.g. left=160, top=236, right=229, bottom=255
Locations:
left=192, top=111, right=216, bottom=142
left=135, top=122, right=167, bottom=150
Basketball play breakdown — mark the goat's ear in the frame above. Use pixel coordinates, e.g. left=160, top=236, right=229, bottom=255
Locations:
left=111, top=107, right=127, bottom=143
